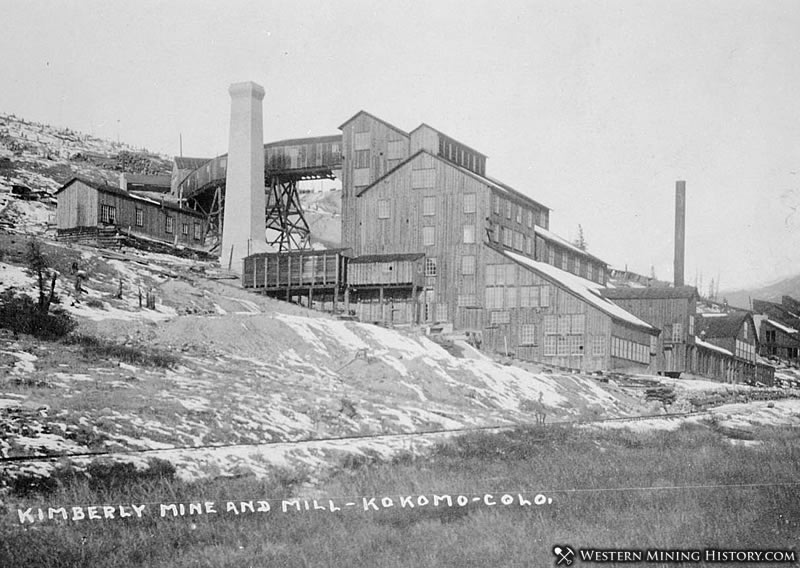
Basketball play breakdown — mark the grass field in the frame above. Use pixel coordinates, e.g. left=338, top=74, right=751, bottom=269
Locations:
left=2, top=422, right=798, bottom=567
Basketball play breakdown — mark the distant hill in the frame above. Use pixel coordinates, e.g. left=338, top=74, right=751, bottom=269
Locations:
left=720, top=273, right=800, bottom=310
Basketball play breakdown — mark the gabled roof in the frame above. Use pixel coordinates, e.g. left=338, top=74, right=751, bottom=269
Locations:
left=55, top=177, right=205, bottom=218
left=698, top=312, right=753, bottom=339
left=409, top=123, right=487, bottom=158
left=356, top=150, right=550, bottom=212
left=264, top=134, right=342, bottom=148
left=174, top=157, right=210, bottom=170
left=338, top=110, right=409, bottom=136
left=494, top=246, right=658, bottom=334
left=534, top=226, right=607, bottom=265
left=601, top=286, right=699, bottom=301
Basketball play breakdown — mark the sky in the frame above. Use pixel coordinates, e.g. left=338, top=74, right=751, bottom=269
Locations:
left=1, top=0, right=799, bottom=291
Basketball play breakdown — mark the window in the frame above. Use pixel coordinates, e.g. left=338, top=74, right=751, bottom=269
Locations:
left=425, top=258, right=437, bottom=276
left=568, top=335, right=583, bottom=355
left=505, top=287, right=517, bottom=308
left=387, top=140, right=405, bottom=160
left=457, top=294, right=478, bottom=307
left=493, top=195, right=500, bottom=215
left=165, top=215, right=174, bottom=234
left=540, top=286, right=550, bottom=307
left=423, top=196, right=436, bottom=216
left=689, top=315, right=695, bottom=336
left=671, top=322, right=683, bottom=343
left=743, top=323, right=748, bottom=339
left=520, top=324, right=536, bottom=346
left=505, top=200, right=512, bottom=219
left=558, top=315, right=570, bottom=334
left=544, top=336, right=557, bottom=356
left=571, top=314, right=586, bottom=334
left=514, top=231, right=523, bottom=251
left=354, top=149, right=370, bottom=169
left=353, top=168, right=370, bottom=187
left=412, top=169, right=435, bottom=189
left=515, top=206, right=521, bottom=224
left=135, top=208, right=143, bottom=227
left=193, top=223, right=201, bottom=240
left=544, top=315, right=558, bottom=335
left=463, top=225, right=475, bottom=244
left=557, top=335, right=569, bottom=356
left=493, top=224, right=500, bottom=242
left=100, top=204, right=116, bottom=224
left=484, top=287, right=504, bottom=309
left=354, top=131, right=371, bottom=150
left=502, top=228, right=513, bottom=247
left=461, top=255, right=475, bottom=275
left=561, top=253, right=568, bottom=271
left=182, top=223, right=189, bottom=236
left=490, top=310, right=510, bottom=325
left=593, top=337, right=605, bottom=356
left=548, top=247, right=555, bottom=265
left=464, top=193, right=476, bottom=213
left=587, top=263, right=594, bottom=282
left=378, top=199, right=390, bottom=219
left=435, top=303, right=448, bottom=322
left=422, top=226, right=435, bottom=246
left=525, top=237, right=532, bottom=256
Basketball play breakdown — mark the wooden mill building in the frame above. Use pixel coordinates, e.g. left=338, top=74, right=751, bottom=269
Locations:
left=600, top=286, right=699, bottom=376
left=56, top=177, right=208, bottom=248
left=331, top=110, right=656, bottom=372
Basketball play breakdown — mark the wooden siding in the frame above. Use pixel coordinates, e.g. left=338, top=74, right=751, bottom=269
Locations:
left=349, top=259, right=423, bottom=287
left=354, top=152, right=490, bottom=323
left=604, top=296, right=694, bottom=373
left=242, top=250, right=347, bottom=290
left=57, top=181, right=97, bottom=229
left=341, top=114, right=410, bottom=253
left=409, top=125, right=439, bottom=155
left=56, top=180, right=206, bottom=247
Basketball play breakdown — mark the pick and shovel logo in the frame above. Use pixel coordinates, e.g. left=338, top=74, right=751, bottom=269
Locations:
left=553, top=545, right=576, bottom=566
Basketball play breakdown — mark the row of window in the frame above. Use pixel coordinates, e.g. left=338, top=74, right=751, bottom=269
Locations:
left=485, top=286, right=551, bottom=309
left=492, top=193, right=544, bottom=229
left=100, top=204, right=202, bottom=240
left=495, top=225, right=534, bottom=256
left=376, top=194, right=477, bottom=220
left=611, top=337, right=651, bottom=364
left=438, top=136, right=484, bottom=175
left=543, top=314, right=586, bottom=335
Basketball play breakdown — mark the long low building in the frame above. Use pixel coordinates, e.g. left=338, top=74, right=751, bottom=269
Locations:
left=55, top=177, right=208, bottom=248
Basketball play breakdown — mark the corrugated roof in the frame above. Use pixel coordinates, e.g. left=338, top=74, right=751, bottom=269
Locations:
left=350, top=253, right=425, bottom=264
left=601, top=286, right=699, bottom=300
left=498, top=248, right=658, bottom=334
left=698, top=312, right=751, bottom=339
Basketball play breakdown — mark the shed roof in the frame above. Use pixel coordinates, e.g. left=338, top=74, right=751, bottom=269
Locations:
left=695, top=337, right=733, bottom=357
left=350, top=253, right=425, bottom=264
left=409, top=123, right=488, bottom=158
left=497, top=247, right=658, bottom=334
left=174, top=157, right=210, bottom=170
left=765, top=319, right=799, bottom=336
left=601, top=286, right=699, bottom=300
left=535, top=226, right=607, bottom=265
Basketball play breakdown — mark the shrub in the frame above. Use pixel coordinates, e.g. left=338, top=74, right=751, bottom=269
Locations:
left=64, top=334, right=180, bottom=368
left=0, top=289, right=77, bottom=339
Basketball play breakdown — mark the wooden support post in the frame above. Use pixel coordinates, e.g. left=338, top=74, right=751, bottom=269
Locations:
left=344, top=286, right=350, bottom=316
left=412, top=284, right=419, bottom=325
left=379, top=287, right=384, bottom=323
left=308, top=286, right=313, bottom=309
left=333, top=285, right=339, bottom=315
left=286, top=255, right=292, bottom=303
